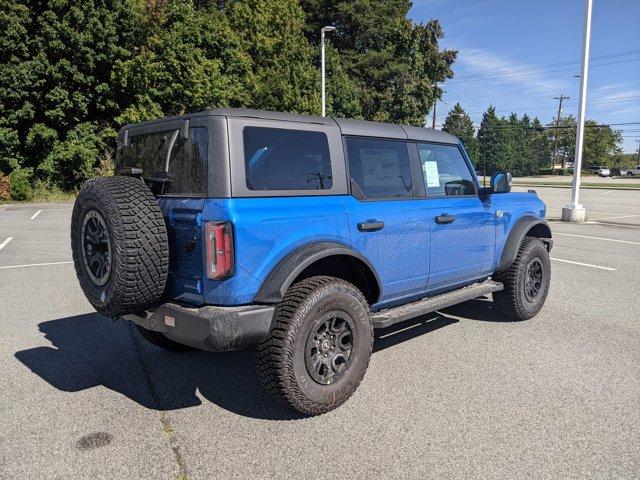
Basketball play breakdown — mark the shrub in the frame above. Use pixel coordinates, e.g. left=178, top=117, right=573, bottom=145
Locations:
left=95, top=152, right=115, bottom=177
left=39, top=123, right=104, bottom=189
left=0, top=173, right=10, bottom=200
left=9, top=168, right=33, bottom=201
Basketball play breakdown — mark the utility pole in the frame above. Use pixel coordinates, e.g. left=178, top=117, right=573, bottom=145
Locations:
left=551, top=94, right=570, bottom=175
left=636, top=140, right=640, bottom=165
left=562, top=0, right=592, bottom=223
left=431, top=101, right=437, bottom=129
left=431, top=84, right=444, bottom=129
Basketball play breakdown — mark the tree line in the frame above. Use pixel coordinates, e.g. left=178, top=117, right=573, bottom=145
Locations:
left=442, top=103, right=625, bottom=176
left=0, top=0, right=455, bottom=198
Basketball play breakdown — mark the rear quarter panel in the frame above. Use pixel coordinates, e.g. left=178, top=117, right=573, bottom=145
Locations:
left=201, top=196, right=350, bottom=305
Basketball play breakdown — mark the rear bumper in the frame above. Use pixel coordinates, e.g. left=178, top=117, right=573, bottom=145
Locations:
left=123, top=303, right=275, bottom=352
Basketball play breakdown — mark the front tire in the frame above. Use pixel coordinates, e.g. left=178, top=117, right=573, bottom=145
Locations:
left=255, top=276, right=373, bottom=416
left=493, top=237, right=551, bottom=321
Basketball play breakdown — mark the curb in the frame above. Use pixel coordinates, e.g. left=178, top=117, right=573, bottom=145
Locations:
left=513, top=183, right=640, bottom=191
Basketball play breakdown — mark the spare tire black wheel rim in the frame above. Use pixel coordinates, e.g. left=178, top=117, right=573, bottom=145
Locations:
left=81, top=210, right=112, bottom=287
left=524, top=258, right=543, bottom=302
left=305, top=311, right=355, bottom=385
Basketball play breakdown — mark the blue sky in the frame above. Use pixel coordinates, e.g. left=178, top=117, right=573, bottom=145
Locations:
left=409, top=0, right=640, bottom=153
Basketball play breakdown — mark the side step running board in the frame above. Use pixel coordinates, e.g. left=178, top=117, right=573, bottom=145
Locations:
left=371, top=280, right=504, bottom=329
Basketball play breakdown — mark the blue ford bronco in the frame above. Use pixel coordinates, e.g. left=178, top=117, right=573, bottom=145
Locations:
left=71, top=108, right=552, bottom=415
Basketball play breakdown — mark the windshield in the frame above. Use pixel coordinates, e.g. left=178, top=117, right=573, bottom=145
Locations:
left=117, top=127, right=208, bottom=196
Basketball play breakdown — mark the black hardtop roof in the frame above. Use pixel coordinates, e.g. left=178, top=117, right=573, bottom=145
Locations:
left=120, top=108, right=459, bottom=144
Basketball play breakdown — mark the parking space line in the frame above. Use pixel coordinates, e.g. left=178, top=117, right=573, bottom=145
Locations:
left=601, top=190, right=616, bottom=195
left=0, top=260, right=73, bottom=270
left=0, top=237, right=13, bottom=251
left=553, top=232, right=640, bottom=245
left=30, top=209, right=42, bottom=220
left=551, top=257, right=616, bottom=271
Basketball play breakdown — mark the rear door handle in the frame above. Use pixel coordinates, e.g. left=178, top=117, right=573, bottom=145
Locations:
left=358, top=221, right=385, bottom=232
left=435, top=214, right=456, bottom=224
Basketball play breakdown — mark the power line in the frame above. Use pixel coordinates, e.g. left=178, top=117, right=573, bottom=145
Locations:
left=450, top=49, right=640, bottom=81
left=447, top=57, right=640, bottom=84
left=462, top=96, right=640, bottom=116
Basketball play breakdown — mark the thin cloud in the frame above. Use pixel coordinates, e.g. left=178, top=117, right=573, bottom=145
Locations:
left=454, top=47, right=568, bottom=95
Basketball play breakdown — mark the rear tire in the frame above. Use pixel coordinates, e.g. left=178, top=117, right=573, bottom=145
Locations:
left=255, top=276, right=373, bottom=416
left=134, top=324, right=194, bottom=352
left=493, top=237, right=551, bottom=321
left=71, top=176, right=169, bottom=318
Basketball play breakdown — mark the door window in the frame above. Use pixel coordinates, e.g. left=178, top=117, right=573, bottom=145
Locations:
left=243, top=127, right=332, bottom=191
left=417, top=143, right=476, bottom=196
left=346, top=137, right=413, bottom=199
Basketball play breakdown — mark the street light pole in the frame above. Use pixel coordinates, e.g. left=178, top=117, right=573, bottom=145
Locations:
left=636, top=140, right=640, bottom=165
left=320, top=26, right=336, bottom=117
left=562, top=0, right=592, bottom=223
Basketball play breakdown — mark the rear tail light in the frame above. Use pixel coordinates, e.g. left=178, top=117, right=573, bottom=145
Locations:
left=204, top=221, right=234, bottom=280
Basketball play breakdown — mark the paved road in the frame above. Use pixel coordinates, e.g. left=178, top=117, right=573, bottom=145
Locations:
left=514, top=185, right=640, bottom=227
left=1, top=190, right=639, bottom=479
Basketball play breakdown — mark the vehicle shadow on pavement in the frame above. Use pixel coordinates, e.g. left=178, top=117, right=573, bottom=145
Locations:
left=440, top=296, right=511, bottom=322
left=14, top=302, right=490, bottom=420
left=14, top=313, right=304, bottom=420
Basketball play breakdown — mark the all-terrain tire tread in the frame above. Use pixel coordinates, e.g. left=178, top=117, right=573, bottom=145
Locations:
left=71, top=176, right=169, bottom=318
left=493, top=236, right=549, bottom=321
left=255, top=276, right=373, bottom=416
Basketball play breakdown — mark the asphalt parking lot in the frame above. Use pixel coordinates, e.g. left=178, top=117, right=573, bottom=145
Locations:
left=1, top=187, right=639, bottom=479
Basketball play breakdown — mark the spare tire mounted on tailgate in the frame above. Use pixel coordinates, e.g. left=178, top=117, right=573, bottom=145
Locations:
left=71, top=176, right=169, bottom=318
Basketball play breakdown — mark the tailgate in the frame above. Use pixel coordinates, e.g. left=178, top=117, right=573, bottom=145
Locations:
left=157, top=197, right=206, bottom=305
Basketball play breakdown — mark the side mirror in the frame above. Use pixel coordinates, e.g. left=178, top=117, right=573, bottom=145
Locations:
left=491, top=171, right=512, bottom=193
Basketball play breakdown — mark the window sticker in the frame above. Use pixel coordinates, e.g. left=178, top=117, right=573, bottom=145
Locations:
left=423, top=161, right=440, bottom=187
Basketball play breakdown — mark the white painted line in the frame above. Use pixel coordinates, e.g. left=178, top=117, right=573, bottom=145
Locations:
left=0, top=237, right=13, bottom=251
left=0, top=260, right=73, bottom=270
left=551, top=257, right=616, bottom=271
left=30, top=209, right=42, bottom=220
left=601, top=190, right=616, bottom=195
left=553, top=232, right=640, bottom=246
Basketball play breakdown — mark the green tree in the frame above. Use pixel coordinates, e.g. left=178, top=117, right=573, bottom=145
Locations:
left=528, top=117, right=551, bottom=174
left=300, top=0, right=456, bottom=124
left=477, top=106, right=508, bottom=173
left=0, top=0, right=137, bottom=185
left=442, top=103, right=477, bottom=161
left=545, top=116, right=623, bottom=168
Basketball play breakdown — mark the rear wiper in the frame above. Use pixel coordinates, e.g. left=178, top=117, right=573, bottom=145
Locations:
left=143, top=172, right=173, bottom=196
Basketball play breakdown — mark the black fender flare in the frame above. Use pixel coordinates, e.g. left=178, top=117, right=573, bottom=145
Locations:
left=253, top=242, right=382, bottom=304
left=496, top=215, right=552, bottom=271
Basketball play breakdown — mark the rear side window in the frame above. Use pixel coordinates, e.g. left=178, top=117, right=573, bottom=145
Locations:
left=243, top=127, right=333, bottom=191
left=117, top=127, right=208, bottom=196
left=417, top=143, right=476, bottom=196
left=346, top=137, right=413, bottom=199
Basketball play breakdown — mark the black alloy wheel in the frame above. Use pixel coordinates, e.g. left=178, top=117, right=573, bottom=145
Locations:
left=305, top=312, right=355, bottom=385
left=81, top=209, right=112, bottom=286
left=524, top=258, right=543, bottom=302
